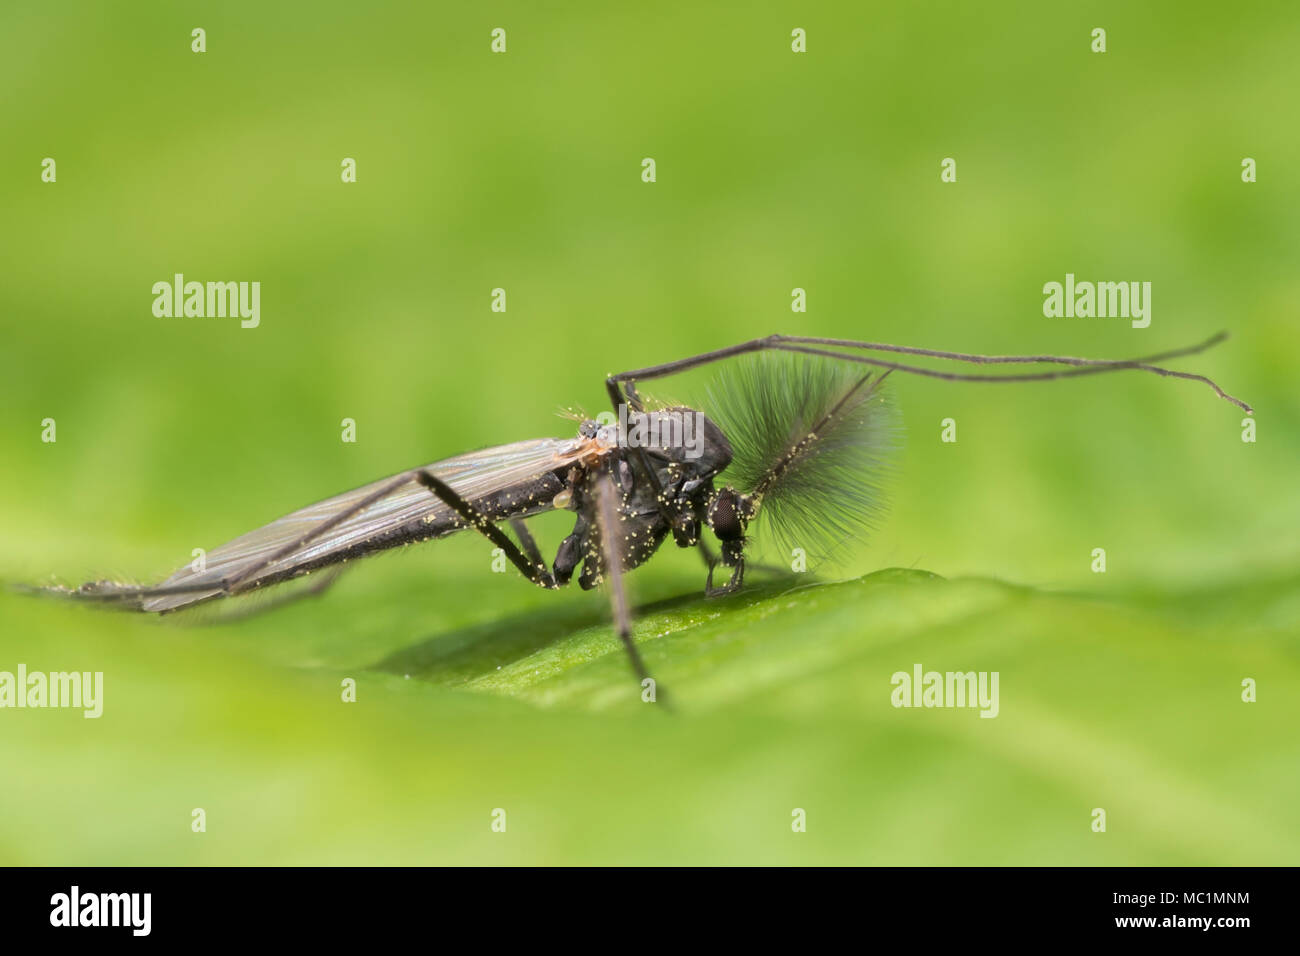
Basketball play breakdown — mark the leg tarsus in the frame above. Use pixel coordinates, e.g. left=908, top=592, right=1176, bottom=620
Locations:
left=705, top=558, right=745, bottom=597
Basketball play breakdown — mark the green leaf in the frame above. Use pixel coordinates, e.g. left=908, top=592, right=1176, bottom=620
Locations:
left=3, top=563, right=1294, bottom=865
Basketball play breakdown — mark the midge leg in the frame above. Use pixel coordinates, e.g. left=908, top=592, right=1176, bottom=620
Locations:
left=208, top=566, right=348, bottom=621
left=509, top=518, right=547, bottom=574
left=695, top=537, right=744, bottom=597
left=590, top=469, right=665, bottom=704
left=697, top=539, right=789, bottom=584
left=416, top=472, right=557, bottom=589
left=606, top=332, right=1252, bottom=413
left=705, top=559, right=744, bottom=597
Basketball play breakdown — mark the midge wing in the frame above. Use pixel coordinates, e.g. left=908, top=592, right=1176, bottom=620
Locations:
left=137, top=436, right=593, bottom=612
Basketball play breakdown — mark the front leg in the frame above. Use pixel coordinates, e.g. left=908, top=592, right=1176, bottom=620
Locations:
left=705, top=557, right=745, bottom=597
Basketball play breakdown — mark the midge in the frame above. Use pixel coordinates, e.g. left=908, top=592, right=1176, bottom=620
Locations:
left=29, top=333, right=1250, bottom=696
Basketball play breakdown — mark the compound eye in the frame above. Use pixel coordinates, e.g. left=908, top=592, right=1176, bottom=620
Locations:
left=578, top=419, right=599, bottom=438
left=708, top=490, right=744, bottom=541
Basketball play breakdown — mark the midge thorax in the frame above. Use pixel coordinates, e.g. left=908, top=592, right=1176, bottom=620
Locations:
left=27, top=332, right=1251, bottom=699
left=552, top=409, right=740, bottom=593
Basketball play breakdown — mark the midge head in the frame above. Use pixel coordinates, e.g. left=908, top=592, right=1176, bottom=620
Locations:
left=616, top=355, right=899, bottom=593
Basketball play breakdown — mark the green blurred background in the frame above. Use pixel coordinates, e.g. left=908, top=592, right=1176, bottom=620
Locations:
left=1, top=1, right=1297, bottom=864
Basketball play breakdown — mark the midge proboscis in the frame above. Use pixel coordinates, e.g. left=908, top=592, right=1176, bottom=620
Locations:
left=27, top=332, right=1250, bottom=700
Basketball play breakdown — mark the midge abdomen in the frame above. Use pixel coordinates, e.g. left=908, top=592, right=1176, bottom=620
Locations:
left=150, top=470, right=573, bottom=611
